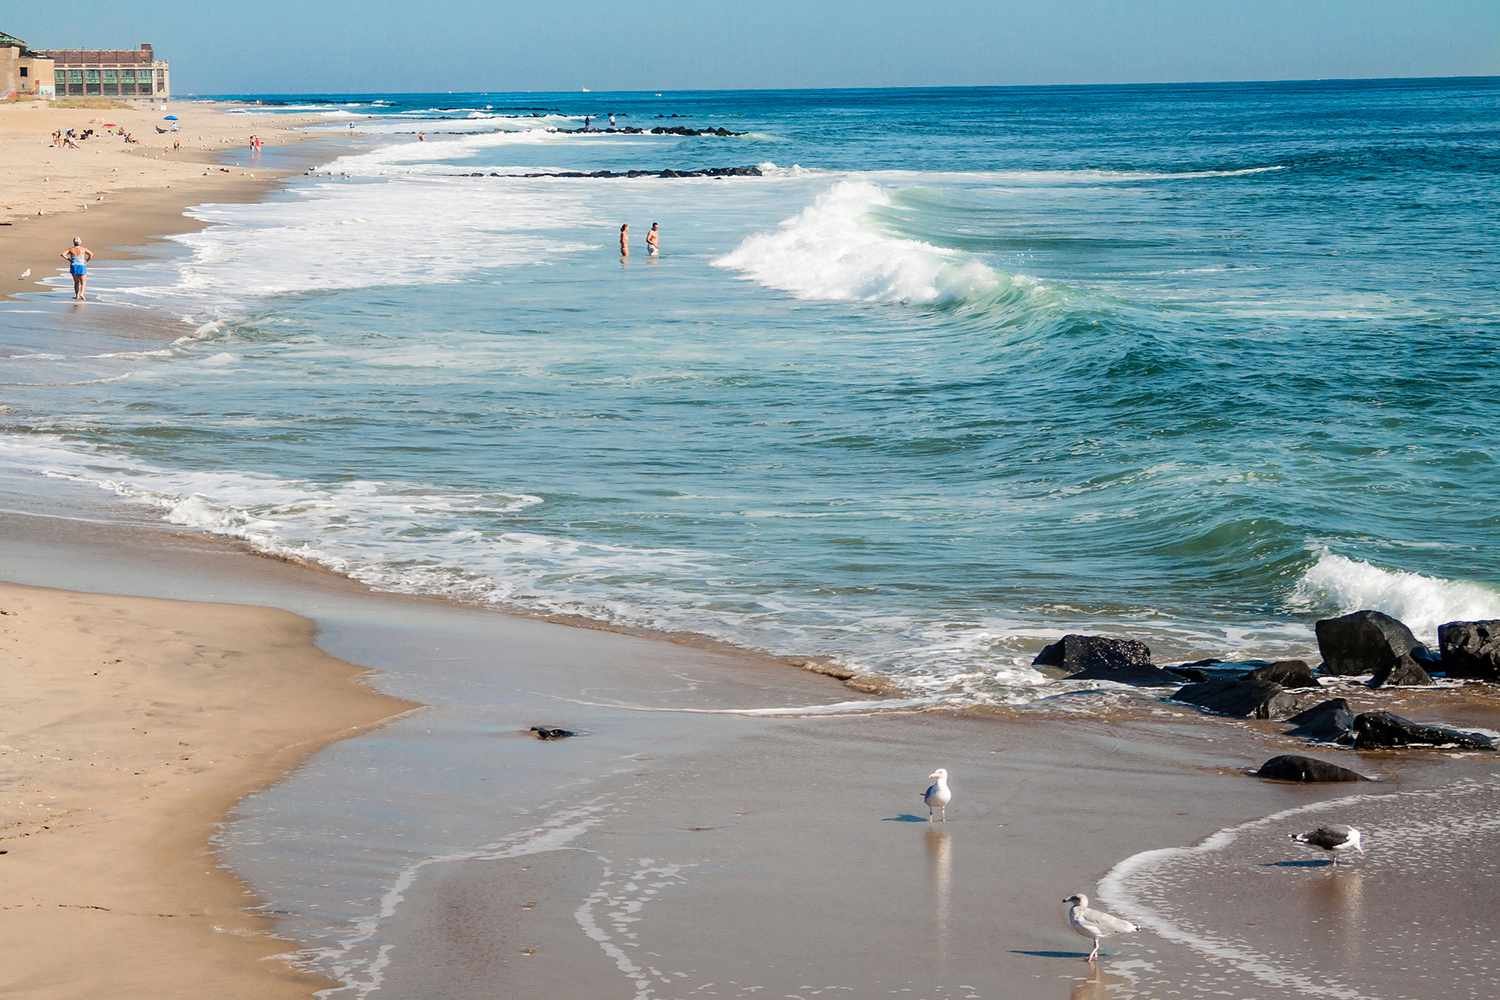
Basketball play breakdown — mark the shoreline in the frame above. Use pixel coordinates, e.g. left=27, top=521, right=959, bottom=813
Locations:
left=0, top=579, right=417, bottom=998
left=0, top=100, right=334, bottom=300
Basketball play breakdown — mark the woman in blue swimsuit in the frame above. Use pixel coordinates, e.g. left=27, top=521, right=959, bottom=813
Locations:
left=61, top=237, right=93, bottom=301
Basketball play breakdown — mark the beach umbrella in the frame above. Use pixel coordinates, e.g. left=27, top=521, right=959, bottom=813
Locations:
left=162, top=114, right=179, bottom=121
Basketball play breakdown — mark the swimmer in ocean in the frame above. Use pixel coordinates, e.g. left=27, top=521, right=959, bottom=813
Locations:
left=646, top=222, right=660, bottom=255
left=619, top=222, right=630, bottom=256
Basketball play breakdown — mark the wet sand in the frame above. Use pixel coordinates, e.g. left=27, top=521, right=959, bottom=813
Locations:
left=0, top=580, right=413, bottom=998
left=5, top=499, right=1498, bottom=999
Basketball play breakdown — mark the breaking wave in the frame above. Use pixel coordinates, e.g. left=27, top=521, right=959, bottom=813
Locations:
left=1291, top=550, right=1500, bottom=640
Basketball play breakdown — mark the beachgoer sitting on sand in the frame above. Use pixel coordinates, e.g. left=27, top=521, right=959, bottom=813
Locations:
left=619, top=223, right=630, bottom=256
left=61, top=238, right=93, bottom=301
left=646, top=222, right=660, bottom=255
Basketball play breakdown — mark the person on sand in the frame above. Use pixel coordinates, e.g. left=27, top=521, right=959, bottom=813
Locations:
left=61, top=238, right=93, bottom=301
left=646, top=222, right=660, bottom=255
left=619, top=222, right=630, bottom=257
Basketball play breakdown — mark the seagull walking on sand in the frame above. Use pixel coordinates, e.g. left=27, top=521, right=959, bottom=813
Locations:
left=18, top=268, right=30, bottom=280
left=923, top=768, right=952, bottom=822
left=1290, top=824, right=1364, bottom=866
left=1064, top=893, right=1138, bottom=963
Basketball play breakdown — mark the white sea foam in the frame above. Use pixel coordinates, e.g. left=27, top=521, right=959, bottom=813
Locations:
left=108, top=175, right=593, bottom=304
left=1291, top=549, right=1500, bottom=640
left=714, top=180, right=1039, bottom=306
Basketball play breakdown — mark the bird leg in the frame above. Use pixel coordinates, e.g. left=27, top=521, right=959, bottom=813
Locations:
left=939, top=805, right=947, bottom=823
left=1088, top=939, right=1099, bottom=963
left=927, top=805, right=934, bottom=822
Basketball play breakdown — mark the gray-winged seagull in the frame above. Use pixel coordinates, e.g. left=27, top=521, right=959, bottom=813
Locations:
left=1290, top=824, right=1364, bottom=865
left=923, top=768, right=951, bottom=822
left=1064, top=893, right=1138, bottom=962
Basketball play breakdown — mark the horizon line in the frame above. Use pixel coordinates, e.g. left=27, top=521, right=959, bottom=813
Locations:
left=183, top=72, right=1500, bottom=98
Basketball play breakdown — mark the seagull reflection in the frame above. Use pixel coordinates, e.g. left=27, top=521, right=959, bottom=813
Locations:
left=1311, top=867, right=1365, bottom=965
left=926, top=827, right=952, bottom=964
left=1069, top=963, right=1125, bottom=1000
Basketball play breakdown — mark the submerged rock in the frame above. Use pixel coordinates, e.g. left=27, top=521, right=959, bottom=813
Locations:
left=1368, top=659, right=1434, bottom=688
left=530, top=726, right=576, bottom=741
left=1286, top=698, right=1355, bottom=741
left=1349, top=711, right=1495, bottom=750
left=1255, top=754, right=1370, bottom=782
left=1437, top=620, right=1500, bottom=681
left=495, top=165, right=763, bottom=180
left=1315, top=610, right=1432, bottom=677
left=1033, top=634, right=1177, bottom=686
left=1172, top=678, right=1302, bottom=719
left=1246, top=659, right=1322, bottom=689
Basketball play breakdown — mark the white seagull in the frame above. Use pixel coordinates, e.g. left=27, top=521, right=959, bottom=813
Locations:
left=1064, top=893, right=1138, bottom=963
left=1290, top=824, right=1364, bottom=866
left=18, top=268, right=31, bottom=280
left=922, top=768, right=952, bottom=823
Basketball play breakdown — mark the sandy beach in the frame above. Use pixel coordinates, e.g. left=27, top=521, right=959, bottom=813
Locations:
left=0, top=580, right=414, bottom=998
left=0, top=100, right=326, bottom=298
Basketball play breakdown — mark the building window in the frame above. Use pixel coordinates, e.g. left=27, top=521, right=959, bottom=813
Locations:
left=102, top=69, right=117, bottom=83
left=84, top=69, right=98, bottom=82
left=19, top=66, right=27, bottom=78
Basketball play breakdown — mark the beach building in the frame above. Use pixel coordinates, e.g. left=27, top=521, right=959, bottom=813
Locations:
left=0, top=32, right=56, bottom=100
left=38, top=43, right=169, bottom=102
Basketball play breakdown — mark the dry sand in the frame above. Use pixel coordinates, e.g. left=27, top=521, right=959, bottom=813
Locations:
left=0, top=581, right=414, bottom=999
left=0, top=100, right=328, bottom=298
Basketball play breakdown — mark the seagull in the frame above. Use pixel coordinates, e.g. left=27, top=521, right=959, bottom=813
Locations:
left=1290, top=824, right=1363, bottom=866
left=1064, top=893, right=1138, bottom=963
left=18, top=268, right=30, bottom=280
left=922, top=768, right=952, bottom=822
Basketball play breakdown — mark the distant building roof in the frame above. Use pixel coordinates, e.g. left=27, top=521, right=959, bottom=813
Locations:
left=0, top=31, right=30, bottom=49
left=42, top=44, right=161, bottom=64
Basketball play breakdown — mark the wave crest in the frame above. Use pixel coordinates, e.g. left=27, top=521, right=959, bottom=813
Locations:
left=1291, top=550, right=1500, bottom=640
left=713, top=180, right=1041, bottom=307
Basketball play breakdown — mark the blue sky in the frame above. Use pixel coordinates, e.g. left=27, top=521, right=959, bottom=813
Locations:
left=9, top=1, right=1499, bottom=93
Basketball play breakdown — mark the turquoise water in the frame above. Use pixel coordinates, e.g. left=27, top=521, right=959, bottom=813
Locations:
left=3, top=79, right=1499, bottom=703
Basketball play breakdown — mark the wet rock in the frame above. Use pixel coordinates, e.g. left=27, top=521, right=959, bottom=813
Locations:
left=1315, top=610, right=1432, bottom=677
left=1033, top=634, right=1177, bottom=686
left=1368, top=659, right=1434, bottom=688
left=1286, top=698, right=1355, bottom=741
left=1437, top=620, right=1500, bottom=681
left=498, top=165, right=763, bottom=180
left=1349, top=711, right=1495, bottom=750
left=1255, top=754, right=1370, bottom=782
left=1164, top=665, right=1212, bottom=683
left=799, top=659, right=856, bottom=681
left=1245, top=659, right=1321, bottom=689
left=1172, top=678, right=1303, bottom=719
left=530, top=726, right=576, bottom=741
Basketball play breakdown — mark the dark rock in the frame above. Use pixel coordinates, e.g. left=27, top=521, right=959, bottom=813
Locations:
left=1349, top=711, right=1495, bottom=750
left=1255, top=754, right=1370, bottom=782
left=1172, top=678, right=1303, bottom=719
left=1437, top=620, right=1500, bottom=681
left=1164, top=665, right=1212, bottom=683
left=530, top=726, right=576, bottom=741
left=1315, top=610, right=1432, bottom=677
left=1286, top=698, right=1355, bottom=741
left=496, top=165, right=764, bottom=181
left=1368, top=659, right=1434, bottom=688
left=1034, top=634, right=1177, bottom=686
left=1246, top=659, right=1321, bottom=689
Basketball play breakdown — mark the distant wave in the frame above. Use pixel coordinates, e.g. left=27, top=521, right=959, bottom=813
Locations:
left=714, top=180, right=1045, bottom=307
left=1291, top=549, right=1500, bottom=640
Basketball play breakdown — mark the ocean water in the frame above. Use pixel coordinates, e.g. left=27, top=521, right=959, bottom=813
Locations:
left=3, top=79, right=1499, bottom=704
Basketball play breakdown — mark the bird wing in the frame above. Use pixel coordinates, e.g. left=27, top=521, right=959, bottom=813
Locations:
left=923, top=783, right=938, bottom=802
left=1303, top=826, right=1352, bottom=850
left=1082, top=908, right=1138, bottom=936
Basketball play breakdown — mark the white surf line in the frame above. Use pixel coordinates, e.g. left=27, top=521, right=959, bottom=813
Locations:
left=1097, top=781, right=1497, bottom=1000
left=574, top=858, right=694, bottom=1000
left=305, top=791, right=620, bottom=1000
left=537, top=691, right=955, bottom=718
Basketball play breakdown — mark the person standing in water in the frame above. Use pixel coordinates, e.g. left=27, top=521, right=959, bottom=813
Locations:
left=646, top=222, right=660, bottom=255
left=619, top=223, right=630, bottom=257
left=608, top=113, right=617, bottom=128
left=60, top=237, right=93, bottom=301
